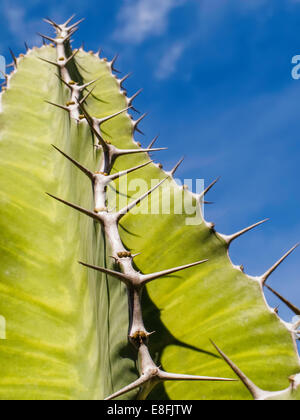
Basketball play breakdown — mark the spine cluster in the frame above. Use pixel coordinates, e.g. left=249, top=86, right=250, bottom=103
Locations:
left=2, top=14, right=299, bottom=401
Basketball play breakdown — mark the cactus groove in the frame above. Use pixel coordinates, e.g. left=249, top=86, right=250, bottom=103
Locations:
left=0, top=16, right=299, bottom=400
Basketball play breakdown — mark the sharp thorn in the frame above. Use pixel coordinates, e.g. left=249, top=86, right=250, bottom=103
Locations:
left=99, top=106, right=132, bottom=125
left=119, top=72, right=132, bottom=87
left=116, top=147, right=167, bottom=157
left=38, top=57, right=59, bottom=67
left=65, top=49, right=79, bottom=64
left=109, top=161, right=153, bottom=181
left=79, top=88, right=95, bottom=105
left=80, top=77, right=101, bottom=90
left=9, top=48, right=17, bottom=67
left=140, top=259, right=208, bottom=285
left=68, top=18, right=85, bottom=31
left=51, top=145, right=94, bottom=180
left=158, top=370, right=237, bottom=383
left=104, top=376, right=149, bottom=401
left=43, top=17, right=61, bottom=30
left=261, top=244, right=299, bottom=285
left=79, top=262, right=132, bottom=285
left=54, top=73, right=72, bottom=88
left=37, top=33, right=56, bottom=44
left=128, top=88, right=143, bottom=105
left=210, top=340, right=263, bottom=400
left=133, top=113, right=147, bottom=135
left=222, top=219, right=269, bottom=246
left=170, top=157, right=184, bottom=176
left=198, top=177, right=221, bottom=200
left=265, top=285, right=300, bottom=316
left=45, top=100, right=69, bottom=112
left=77, top=102, right=108, bottom=149
left=47, top=193, right=101, bottom=222
left=110, top=54, right=121, bottom=73
left=63, top=14, right=76, bottom=27
left=117, top=177, right=168, bottom=220
left=148, top=135, right=159, bottom=149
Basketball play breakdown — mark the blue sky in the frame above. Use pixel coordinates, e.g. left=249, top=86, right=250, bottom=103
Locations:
left=0, top=0, right=299, bottom=326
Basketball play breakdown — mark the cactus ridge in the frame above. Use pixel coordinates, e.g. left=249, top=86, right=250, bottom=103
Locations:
left=0, top=15, right=299, bottom=400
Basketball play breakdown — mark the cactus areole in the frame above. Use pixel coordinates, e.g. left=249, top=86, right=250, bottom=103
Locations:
left=0, top=16, right=299, bottom=401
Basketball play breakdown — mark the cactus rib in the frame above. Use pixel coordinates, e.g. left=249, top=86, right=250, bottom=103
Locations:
left=43, top=15, right=237, bottom=399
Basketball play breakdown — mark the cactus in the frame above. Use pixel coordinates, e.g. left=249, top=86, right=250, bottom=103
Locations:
left=0, top=16, right=299, bottom=401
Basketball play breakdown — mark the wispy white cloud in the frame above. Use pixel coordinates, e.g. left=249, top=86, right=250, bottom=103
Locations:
left=155, top=41, right=187, bottom=80
left=114, top=0, right=186, bottom=44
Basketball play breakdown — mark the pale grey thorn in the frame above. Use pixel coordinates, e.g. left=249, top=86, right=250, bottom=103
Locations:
left=167, top=157, right=185, bottom=177
left=220, top=219, right=269, bottom=246
left=148, top=135, right=159, bottom=149
left=260, top=244, right=299, bottom=286
left=128, top=88, right=143, bottom=106
left=265, top=284, right=300, bottom=316
left=140, top=259, right=208, bottom=285
left=79, top=88, right=95, bottom=105
left=45, top=100, right=70, bottom=112
left=51, top=145, right=94, bottom=180
left=116, top=177, right=168, bottom=221
left=198, top=177, right=221, bottom=200
left=46, top=193, right=103, bottom=223
left=109, top=160, right=153, bottom=181
left=210, top=341, right=300, bottom=400
left=79, top=261, right=133, bottom=285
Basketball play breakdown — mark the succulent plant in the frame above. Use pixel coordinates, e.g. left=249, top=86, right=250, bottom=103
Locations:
left=0, top=15, right=299, bottom=401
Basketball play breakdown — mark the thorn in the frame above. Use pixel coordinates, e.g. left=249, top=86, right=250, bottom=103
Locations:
left=119, top=72, right=132, bottom=88
left=46, top=193, right=101, bottom=223
left=43, top=17, right=61, bottom=30
left=67, top=18, right=85, bottom=31
left=76, top=102, right=109, bottom=150
left=9, top=48, right=17, bottom=68
left=265, top=285, right=300, bottom=316
left=24, top=42, right=29, bottom=52
left=198, top=177, right=221, bottom=200
left=64, top=27, right=79, bottom=41
left=52, top=145, right=94, bottom=180
left=169, top=157, right=184, bottom=176
left=80, top=77, right=101, bottom=90
left=63, top=14, right=76, bottom=27
left=79, top=262, right=132, bottom=285
left=79, top=88, right=95, bottom=105
left=132, top=253, right=142, bottom=259
left=158, top=371, right=237, bottom=383
left=110, top=54, right=121, bottom=73
left=117, top=177, right=168, bottom=220
left=133, top=113, right=147, bottom=135
left=210, top=340, right=263, bottom=400
left=54, top=73, right=72, bottom=88
left=38, top=57, right=59, bottom=67
left=116, top=146, right=167, bottom=157
left=222, top=219, right=269, bottom=246
left=45, top=100, right=69, bottom=112
left=99, top=106, right=132, bottom=125
left=109, top=161, right=153, bottom=181
left=104, top=376, right=149, bottom=401
left=140, top=259, right=208, bottom=285
left=148, top=135, right=159, bottom=149
left=128, top=88, right=143, bottom=106
left=261, top=244, right=299, bottom=286
left=65, top=49, right=79, bottom=65
left=37, top=33, right=56, bottom=44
